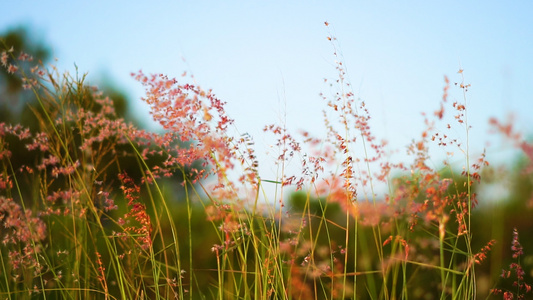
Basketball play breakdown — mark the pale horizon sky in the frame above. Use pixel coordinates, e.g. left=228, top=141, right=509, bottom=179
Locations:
left=3, top=1, right=533, bottom=191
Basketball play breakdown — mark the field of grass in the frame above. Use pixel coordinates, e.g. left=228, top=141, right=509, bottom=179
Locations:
left=1, top=28, right=532, bottom=299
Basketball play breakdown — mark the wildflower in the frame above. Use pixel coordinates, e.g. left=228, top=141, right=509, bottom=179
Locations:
left=0, top=197, right=46, bottom=273
left=474, top=240, right=496, bottom=264
left=511, top=228, right=524, bottom=259
left=17, top=51, right=32, bottom=61
left=493, top=229, right=532, bottom=299
left=7, top=64, right=18, bottom=74
left=118, top=173, right=152, bottom=251
left=1, top=51, right=8, bottom=66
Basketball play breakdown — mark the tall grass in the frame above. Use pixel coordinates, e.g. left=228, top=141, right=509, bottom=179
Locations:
left=1, top=26, right=532, bottom=299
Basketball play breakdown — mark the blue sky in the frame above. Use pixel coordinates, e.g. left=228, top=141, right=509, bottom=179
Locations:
left=3, top=1, right=533, bottom=184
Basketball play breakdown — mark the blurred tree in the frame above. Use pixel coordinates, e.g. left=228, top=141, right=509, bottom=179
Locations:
left=0, top=25, right=201, bottom=193
left=0, top=26, right=136, bottom=180
left=0, top=26, right=132, bottom=127
left=0, top=26, right=50, bottom=125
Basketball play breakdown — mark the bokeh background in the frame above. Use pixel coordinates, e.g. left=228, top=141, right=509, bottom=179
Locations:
left=2, top=2, right=533, bottom=298
left=3, top=1, right=533, bottom=167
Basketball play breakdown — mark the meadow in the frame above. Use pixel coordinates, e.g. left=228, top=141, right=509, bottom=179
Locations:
left=1, top=27, right=532, bottom=300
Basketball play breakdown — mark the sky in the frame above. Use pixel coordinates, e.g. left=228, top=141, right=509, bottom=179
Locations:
left=2, top=1, right=533, bottom=196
